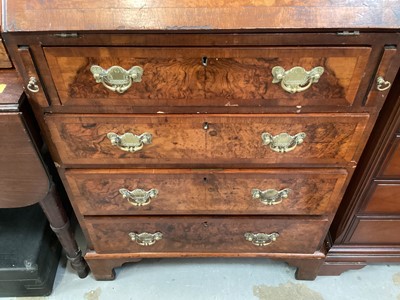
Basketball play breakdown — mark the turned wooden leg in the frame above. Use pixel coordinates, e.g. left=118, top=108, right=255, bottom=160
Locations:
left=285, top=257, right=325, bottom=280
left=39, top=183, right=89, bottom=278
left=85, top=256, right=142, bottom=280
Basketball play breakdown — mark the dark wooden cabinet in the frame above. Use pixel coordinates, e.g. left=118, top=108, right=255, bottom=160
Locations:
left=2, top=0, right=399, bottom=280
left=319, top=71, right=400, bottom=275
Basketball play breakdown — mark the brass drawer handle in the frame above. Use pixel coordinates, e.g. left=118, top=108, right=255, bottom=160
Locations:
left=90, top=65, right=143, bottom=94
left=261, top=132, right=306, bottom=153
left=129, top=232, right=163, bottom=246
left=376, top=76, right=391, bottom=91
left=244, top=232, right=279, bottom=246
left=107, top=132, right=152, bottom=153
left=272, top=66, right=324, bottom=94
left=252, top=188, right=291, bottom=205
left=27, top=77, right=39, bottom=93
left=119, top=188, right=158, bottom=206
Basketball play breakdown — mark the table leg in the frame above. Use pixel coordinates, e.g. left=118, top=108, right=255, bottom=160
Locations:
left=39, top=183, right=89, bottom=278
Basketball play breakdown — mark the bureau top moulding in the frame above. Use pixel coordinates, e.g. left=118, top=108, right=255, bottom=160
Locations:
left=1, top=0, right=400, bottom=32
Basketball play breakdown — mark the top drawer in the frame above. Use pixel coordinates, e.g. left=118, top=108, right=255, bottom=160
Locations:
left=44, top=47, right=371, bottom=109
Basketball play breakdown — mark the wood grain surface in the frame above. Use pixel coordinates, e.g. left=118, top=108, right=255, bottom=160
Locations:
left=0, top=69, right=23, bottom=106
left=44, top=47, right=370, bottom=108
left=0, top=3, right=11, bottom=68
left=364, top=47, right=399, bottom=108
left=0, top=113, right=49, bottom=207
left=0, top=42, right=12, bottom=68
left=3, top=0, right=400, bottom=282
left=320, top=67, right=400, bottom=275
left=64, top=168, right=347, bottom=216
left=362, top=182, right=400, bottom=214
left=381, top=136, right=400, bottom=177
left=349, top=219, right=400, bottom=244
left=3, top=0, right=400, bottom=32
left=85, top=216, right=327, bottom=254
left=45, top=113, right=369, bottom=167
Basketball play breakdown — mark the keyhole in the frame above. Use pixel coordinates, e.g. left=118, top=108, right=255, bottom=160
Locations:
left=202, top=56, right=208, bottom=67
left=203, top=122, right=209, bottom=130
left=203, top=177, right=208, bottom=183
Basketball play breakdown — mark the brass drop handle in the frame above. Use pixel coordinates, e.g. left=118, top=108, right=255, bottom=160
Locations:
left=244, top=232, right=279, bottom=246
left=261, top=132, right=306, bottom=153
left=107, top=132, right=152, bottom=153
left=272, top=66, right=324, bottom=94
left=252, top=188, right=291, bottom=205
left=119, top=188, right=158, bottom=206
left=129, top=232, right=163, bottom=246
left=90, top=65, right=143, bottom=94
left=27, top=77, right=39, bottom=93
left=376, top=76, right=391, bottom=91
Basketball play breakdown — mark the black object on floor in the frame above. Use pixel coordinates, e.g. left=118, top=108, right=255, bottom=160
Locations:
left=0, top=203, right=61, bottom=297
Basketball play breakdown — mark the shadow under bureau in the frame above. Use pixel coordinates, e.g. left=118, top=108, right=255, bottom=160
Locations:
left=2, top=0, right=399, bottom=280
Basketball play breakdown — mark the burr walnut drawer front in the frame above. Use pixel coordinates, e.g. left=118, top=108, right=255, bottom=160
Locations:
left=85, top=216, right=327, bottom=254
left=43, top=47, right=371, bottom=108
left=45, top=113, right=368, bottom=167
left=64, top=168, right=348, bottom=216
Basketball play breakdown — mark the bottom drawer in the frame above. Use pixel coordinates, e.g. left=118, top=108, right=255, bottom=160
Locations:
left=349, top=219, right=400, bottom=244
left=85, top=217, right=327, bottom=254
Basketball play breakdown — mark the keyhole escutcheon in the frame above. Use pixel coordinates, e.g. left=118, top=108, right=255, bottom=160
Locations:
left=202, top=56, right=208, bottom=67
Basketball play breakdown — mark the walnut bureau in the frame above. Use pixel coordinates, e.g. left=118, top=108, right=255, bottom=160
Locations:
left=2, top=1, right=400, bottom=280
